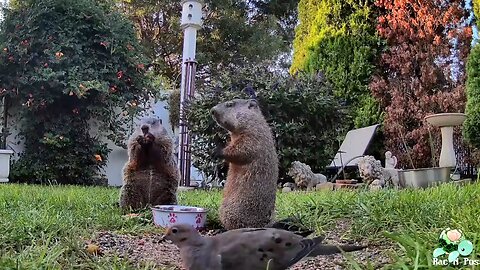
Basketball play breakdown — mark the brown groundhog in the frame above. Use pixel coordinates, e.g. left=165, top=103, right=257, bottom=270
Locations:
left=211, top=98, right=279, bottom=230
left=119, top=117, right=179, bottom=212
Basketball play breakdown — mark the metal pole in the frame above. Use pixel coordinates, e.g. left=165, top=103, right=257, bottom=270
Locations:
left=178, top=0, right=203, bottom=186
left=178, top=60, right=197, bottom=186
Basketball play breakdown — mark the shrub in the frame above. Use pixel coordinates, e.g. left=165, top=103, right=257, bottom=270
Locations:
left=291, top=0, right=382, bottom=129
left=184, top=64, right=348, bottom=183
left=0, top=0, right=154, bottom=184
left=464, top=44, right=480, bottom=150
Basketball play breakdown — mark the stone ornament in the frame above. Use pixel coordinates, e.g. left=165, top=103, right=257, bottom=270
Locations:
left=385, top=151, right=398, bottom=169
left=287, top=161, right=327, bottom=191
left=357, top=155, right=400, bottom=190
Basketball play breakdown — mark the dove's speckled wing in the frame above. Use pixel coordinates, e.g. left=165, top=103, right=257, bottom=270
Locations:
left=211, top=228, right=324, bottom=270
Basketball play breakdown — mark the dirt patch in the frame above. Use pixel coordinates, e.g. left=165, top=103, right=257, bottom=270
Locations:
left=289, top=219, right=394, bottom=269
left=88, top=219, right=395, bottom=269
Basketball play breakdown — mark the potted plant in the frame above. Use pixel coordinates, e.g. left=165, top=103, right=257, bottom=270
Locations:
left=0, top=96, right=13, bottom=183
left=396, top=121, right=453, bottom=188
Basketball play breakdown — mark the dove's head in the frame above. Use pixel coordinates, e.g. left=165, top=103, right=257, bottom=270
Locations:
left=161, top=224, right=203, bottom=247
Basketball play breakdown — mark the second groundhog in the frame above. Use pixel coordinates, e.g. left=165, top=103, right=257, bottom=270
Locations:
left=211, top=98, right=279, bottom=230
left=119, top=117, right=179, bottom=212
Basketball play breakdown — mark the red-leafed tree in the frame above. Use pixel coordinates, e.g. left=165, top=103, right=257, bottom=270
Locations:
left=370, top=0, right=473, bottom=169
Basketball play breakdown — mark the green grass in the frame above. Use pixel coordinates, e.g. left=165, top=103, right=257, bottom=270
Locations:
left=1, top=182, right=480, bottom=269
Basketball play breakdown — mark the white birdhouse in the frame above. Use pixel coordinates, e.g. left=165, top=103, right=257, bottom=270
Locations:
left=181, top=0, right=204, bottom=29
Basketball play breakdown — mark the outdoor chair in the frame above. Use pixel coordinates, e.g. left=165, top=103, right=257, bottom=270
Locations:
left=325, top=124, right=380, bottom=182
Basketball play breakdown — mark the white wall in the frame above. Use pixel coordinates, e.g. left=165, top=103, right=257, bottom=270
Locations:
left=4, top=100, right=204, bottom=186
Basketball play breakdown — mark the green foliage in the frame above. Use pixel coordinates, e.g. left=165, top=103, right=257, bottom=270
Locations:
left=197, top=1, right=286, bottom=72
left=474, top=0, right=480, bottom=22
left=354, top=95, right=384, bottom=128
left=291, top=0, right=381, bottom=128
left=464, top=44, right=480, bottom=150
left=0, top=0, right=154, bottom=184
left=465, top=1, right=480, bottom=154
left=249, top=0, right=300, bottom=42
left=184, top=64, right=348, bottom=182
left=118, top=0, right=289, bottom=85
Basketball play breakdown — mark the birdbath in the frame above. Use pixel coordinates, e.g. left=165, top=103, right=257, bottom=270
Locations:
left=424, top=113, right=467, bottom=168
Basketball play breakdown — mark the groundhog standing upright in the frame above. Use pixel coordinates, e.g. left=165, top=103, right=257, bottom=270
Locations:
left=119, top=117, right=179, bottom=211
left=211, top=98, right=279, bottom=230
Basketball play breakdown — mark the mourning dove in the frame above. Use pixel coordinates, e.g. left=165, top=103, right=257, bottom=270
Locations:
left=161, top=223, right=367, bottom=270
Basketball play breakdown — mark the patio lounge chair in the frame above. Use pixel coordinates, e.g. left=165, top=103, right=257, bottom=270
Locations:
left=326, top=124, right=380, bottom=181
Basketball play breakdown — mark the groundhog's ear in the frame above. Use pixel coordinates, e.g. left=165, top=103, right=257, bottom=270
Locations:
left=248, top=99, right=258, bottom=109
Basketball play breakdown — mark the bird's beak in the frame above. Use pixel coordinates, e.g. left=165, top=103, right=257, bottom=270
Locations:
left=160, top=234, right=172, bottom=243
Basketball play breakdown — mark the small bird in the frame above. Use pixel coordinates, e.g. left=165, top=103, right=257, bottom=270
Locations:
left=161, top=223, right=367, bottom=270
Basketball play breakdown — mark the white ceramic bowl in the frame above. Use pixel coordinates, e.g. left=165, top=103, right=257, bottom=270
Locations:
left=151, top=205, right=207, bottom=230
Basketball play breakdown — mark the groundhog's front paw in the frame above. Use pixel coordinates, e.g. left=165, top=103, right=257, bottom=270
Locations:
left=136, top=135, right=146, bottom=145
left=125, top=162, right=138, bottom=173
left=144, top=133, right=155, bottom=145
left=212, top=145, right=225, bottom=159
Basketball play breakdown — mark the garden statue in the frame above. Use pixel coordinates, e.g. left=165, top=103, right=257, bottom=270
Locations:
left=287, top=161, right=327, bottom=191
left=358, top=155, right=401, bottom=190
left=282, top=182, right=297, bottom=193
left=384, top=150, right=400, bottom=188
left=357, top=156, right=385, bottom=190
left=385, top=151, right=398, bottom=169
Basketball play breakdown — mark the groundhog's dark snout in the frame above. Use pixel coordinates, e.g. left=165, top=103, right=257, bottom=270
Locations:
left=141, top=125, right=149, bottom=135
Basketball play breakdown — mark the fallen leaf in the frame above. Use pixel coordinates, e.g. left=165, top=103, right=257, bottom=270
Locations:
left=85, top=244, right=100, bottom=255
